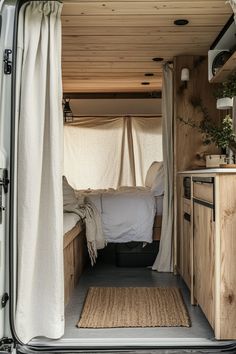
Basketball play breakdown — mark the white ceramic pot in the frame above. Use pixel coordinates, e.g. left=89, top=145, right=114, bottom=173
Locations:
left=216, top=97, right=233, bottom=110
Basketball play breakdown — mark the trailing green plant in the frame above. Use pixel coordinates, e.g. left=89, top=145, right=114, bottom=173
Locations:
left=214, top=71, right=236, bottom=99
left=178, top=98, right=236, bottom=152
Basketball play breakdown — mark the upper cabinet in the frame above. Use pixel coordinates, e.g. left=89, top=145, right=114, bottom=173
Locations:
left=208, top=15, right=236, bottom=83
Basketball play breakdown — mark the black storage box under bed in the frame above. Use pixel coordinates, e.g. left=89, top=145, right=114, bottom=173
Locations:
left=115, top=241, right=159, bottom=267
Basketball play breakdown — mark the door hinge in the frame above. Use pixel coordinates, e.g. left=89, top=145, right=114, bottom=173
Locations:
left=3, top=49, right=12, bottom=75
left=1, top=292, right=9, bottom=308
left=0, top=337, right=14, bottom=353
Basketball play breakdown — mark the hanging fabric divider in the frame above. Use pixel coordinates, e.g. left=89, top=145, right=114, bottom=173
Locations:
left=64, top=115, right=163, bottom=190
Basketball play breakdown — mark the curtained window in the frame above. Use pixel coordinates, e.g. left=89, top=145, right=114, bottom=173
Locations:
left=64, top=116, right=162, bottom=190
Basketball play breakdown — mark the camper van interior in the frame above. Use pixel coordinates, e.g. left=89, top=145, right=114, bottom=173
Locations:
left=8, top=0, right=236, bottom=350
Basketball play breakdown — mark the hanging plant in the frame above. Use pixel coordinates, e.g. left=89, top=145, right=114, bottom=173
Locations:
left=178, top=98, right=236, bottom=153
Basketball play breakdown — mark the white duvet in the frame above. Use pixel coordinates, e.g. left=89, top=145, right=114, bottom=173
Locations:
left=83, top=187, right=156, bottom=243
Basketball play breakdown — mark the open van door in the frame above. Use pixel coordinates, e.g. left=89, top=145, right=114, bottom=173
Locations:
left=0, top=0, right=15, bottom=352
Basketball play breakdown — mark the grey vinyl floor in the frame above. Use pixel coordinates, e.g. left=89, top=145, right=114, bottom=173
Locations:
left=63, top=245, right=214, bottom=341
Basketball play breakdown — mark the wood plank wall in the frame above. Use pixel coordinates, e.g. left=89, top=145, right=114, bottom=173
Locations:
left=174, top=55, right=219, bottom=271
left=174, top=55, right=219, bottom=172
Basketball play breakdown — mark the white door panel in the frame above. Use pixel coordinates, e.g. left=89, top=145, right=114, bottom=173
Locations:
left=0, top=0, right=15, bottom=341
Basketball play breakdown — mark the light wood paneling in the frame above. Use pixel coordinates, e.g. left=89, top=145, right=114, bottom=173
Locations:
left=64, top=224, right=88, bottom=306
left=218, top=174, right=236, bottom=339
left=64, top=241, right=75, bottom=306
left=193, top=201, right=215, bottom=329
left=193, top=182, right=214, bottom=204
left=62, top=1, right=232, bottom=92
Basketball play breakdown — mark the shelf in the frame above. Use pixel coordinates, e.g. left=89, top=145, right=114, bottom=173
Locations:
left=210, top=51, right=236, bottom=83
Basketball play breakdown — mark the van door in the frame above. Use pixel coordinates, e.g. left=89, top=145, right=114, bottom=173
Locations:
left=0, top=0, right=15, bottom=350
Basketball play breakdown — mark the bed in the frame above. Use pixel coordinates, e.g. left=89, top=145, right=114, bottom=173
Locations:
left=75, top=161, right=164, bottom=244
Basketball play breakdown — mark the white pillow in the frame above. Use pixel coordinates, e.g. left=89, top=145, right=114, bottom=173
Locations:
left=63, top=176, right=77, bottom=207
left=151, top=164, right=164, bottom=196
left=145, top=161, right=163, bottom=188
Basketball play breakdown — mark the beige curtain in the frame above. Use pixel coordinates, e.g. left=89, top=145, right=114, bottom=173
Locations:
left=64, top=116, right=162, bottom=190
left=152, top=64, right=174, bottom=272
left=16, top=1, right=64, bottom=343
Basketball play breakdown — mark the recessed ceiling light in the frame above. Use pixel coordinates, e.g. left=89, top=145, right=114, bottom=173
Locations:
left=141, top=82, right=150, bottom=85
left=152, top=57, right=164, bottom=62
left=174, top=19, right=189, bottom=26
left=145, top=73, right=154, bottom=77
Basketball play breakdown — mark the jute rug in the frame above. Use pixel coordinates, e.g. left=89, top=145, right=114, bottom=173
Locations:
left=77, top=287, right=191, bottom=328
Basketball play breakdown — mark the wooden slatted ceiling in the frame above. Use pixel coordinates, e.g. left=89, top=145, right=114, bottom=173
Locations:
left=62, top=0, right=232, bottom=93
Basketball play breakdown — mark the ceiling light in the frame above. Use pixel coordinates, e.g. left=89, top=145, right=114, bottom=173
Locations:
left=152, top=57, right=164, bottom=62
left=145, top=73, right=154, bottom=77
left=174, top=19, right=189, bottom=26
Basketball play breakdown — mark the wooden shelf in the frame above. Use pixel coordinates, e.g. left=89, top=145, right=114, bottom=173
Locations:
left=210, top=51, right=236, bottom=83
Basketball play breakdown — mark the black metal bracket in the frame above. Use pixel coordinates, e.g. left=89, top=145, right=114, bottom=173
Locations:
left=1, top=293, right=9, bottom=308
left=3, top=49, right=12, bottom=75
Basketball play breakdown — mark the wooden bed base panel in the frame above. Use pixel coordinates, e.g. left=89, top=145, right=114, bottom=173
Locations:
left=153, top=214, right=162, bottom=241
left=64, top=221, right=88, bottom=306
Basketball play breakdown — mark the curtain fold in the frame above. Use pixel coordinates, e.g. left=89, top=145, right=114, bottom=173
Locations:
left=152, top=64, right=174, bottom=272
left=64, top=116, right=162, bottom=190
left=16, top=1, right=64, bottom=343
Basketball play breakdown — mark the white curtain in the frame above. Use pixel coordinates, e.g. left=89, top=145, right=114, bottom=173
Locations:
left=152, top=64, right=174, bottom=272
left=16, top=2, right=64, bottom=343
left=64, top=116, right=162, bottom=190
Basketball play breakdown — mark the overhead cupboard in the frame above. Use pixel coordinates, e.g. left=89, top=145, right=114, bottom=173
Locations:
left=178, top=170, right=236, bottom=340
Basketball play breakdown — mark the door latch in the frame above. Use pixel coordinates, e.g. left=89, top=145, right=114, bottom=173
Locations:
left=3, top=49, right=12, bottom=75
left=0, top=337, right=14, bottom=352
left=1, top=293, right=9, bottom=308
left=0, top=169, right=9, bottom=224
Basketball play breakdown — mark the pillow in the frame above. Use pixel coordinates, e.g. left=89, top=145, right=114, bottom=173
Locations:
left=145, top=161, right=163, bottom=188
left=151, top=163, right=164, bottom=196
left=63, top=176, right=77, bottom=207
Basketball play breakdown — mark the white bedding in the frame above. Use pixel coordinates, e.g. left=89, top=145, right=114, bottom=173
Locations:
left=83, top=187, right=156, bottom=243
left=63, top=212, right=81, bottom=235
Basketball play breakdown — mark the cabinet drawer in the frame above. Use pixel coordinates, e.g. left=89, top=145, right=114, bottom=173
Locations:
left=193, top=182, right=214, bottom=204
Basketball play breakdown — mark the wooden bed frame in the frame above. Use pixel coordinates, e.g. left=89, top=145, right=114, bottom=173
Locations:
left=153, top=214, right=162, bottom=241
left=63, top=221, right=88, bottom=306
left=63, top=213, right=161, bottom=306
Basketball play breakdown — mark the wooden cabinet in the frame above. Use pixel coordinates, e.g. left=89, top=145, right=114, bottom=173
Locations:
left=193, top=200, right=215, bottom=328
left=177, top=172, right=236, bottom=339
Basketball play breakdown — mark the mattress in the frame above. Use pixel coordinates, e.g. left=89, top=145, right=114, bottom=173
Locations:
left=63, top=212, right=81, bottom=235
left=86, top=188, right=156, bottom=243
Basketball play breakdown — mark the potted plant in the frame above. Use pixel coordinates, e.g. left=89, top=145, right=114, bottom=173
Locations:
left=215, top=72, right=236, bottom=110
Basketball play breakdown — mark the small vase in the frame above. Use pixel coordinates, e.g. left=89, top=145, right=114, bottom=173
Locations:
left=226, top=147, right=235, bottom=164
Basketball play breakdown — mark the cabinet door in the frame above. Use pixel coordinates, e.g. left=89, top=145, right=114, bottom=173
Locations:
left=193, top=201, right=215, bottom=328
left=182, top=213, right=191, bottom=288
